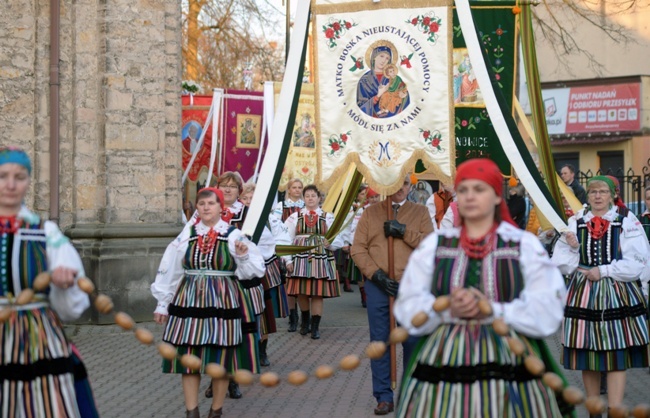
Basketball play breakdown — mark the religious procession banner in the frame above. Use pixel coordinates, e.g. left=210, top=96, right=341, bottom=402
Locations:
left=274, top=82, right=318, bottom=191
left=181, top=95, right=217, bottom=182
left=313, top=0, right=454, bottom=195
left=452, top=3, right=517, bottom=174
left=221, top=89, right=265, bottom=181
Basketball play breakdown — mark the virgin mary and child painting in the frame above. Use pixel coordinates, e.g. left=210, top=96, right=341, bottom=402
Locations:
left=356, top=42, right=411, bottom=118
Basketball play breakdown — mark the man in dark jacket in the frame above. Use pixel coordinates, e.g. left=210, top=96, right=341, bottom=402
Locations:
left=560, top=164, right=587, bottom=204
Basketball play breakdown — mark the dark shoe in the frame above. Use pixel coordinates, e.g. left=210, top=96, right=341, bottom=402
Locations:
left=374, top=402, right=394, bottom=415
left=228, top=380, right=242, bottom=399
left=310, top=315, right=321, bottom=340
left=288, top=309, right=298, bottom=332
left=186, top=407, right=200, bottom=418
left=259, top=339, right=270, bottom=367
left=207, top=407, right=222, bottom=418
left=360, top=286, right=367, bottom=308
left=299, top=310, right=311, bottom=335
left=343, top=278, right=353, bottom=292
left=204, top=383, right=212, bottom=398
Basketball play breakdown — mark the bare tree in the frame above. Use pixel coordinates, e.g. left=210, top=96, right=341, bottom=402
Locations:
left=532, top=0, right=640, bottom=75
left=182, top=0, right=285, bottom=90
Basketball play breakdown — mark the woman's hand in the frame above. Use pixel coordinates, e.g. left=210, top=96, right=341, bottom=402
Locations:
left=450, top=288, right=480, bottom=319
left=234, top=239, right=249, bottom=256
left=153, top=313, right=168, bottom=325
left=51, top=266, right=77, bottom=289
left=323, top=238, right=331, bottom=249
left=286, top=263, right=294, bottom=275
left=342, top=245, right=350, bottom=254
left=584, top=267, right=601, bottom=282
left=565, top=232, right=579, bottom=249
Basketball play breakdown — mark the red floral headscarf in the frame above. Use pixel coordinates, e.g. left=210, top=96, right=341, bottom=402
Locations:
left=454, top=158, right=516, bottom=226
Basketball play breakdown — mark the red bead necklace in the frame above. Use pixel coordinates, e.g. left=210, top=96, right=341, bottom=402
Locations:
left=304, top=210, right=318, bottom=228
left=0, top=216, right=20, bottom=234
left=459, top=223, right=498, bottom=259
left=586, top=216, right=609, bottom=240
left=197, top=228, right=218, bottom=254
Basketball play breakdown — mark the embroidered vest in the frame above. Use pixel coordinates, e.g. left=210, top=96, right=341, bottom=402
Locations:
left=431, top=235, right=524, bottom=303
left=576, top=215, right=623, bottom=267
left=184, top=226, right=237, bottom=271
left=1, top=220, right=48, bottom=296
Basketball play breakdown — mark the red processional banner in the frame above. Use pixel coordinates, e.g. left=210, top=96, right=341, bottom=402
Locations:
left=181, top=95, right=217, bottom=182
left=181, top=91, right=265, bottom=184
left=221, top=89, right=265, bottom=181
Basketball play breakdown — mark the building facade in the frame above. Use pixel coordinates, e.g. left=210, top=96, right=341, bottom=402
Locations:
left=533, top=0, right=650, bottom=208
left=1, top=0, right=184, bottom=322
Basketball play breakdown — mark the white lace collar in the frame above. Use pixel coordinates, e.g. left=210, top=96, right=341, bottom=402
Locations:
left=579, top=206, right=619, bottom=222
left=17, top=205, right=41, bottom=224
left=225, top=200, right=244, bottom=215
left=194, top=219, right=230, bottom=235
left=300, top=207, right=323, bottom=216
left=437, top=221, right=523, bottom=242
left=284, top=199, right=304, bottom=208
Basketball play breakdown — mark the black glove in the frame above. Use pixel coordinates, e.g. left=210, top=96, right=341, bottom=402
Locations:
left=384, top=220, right=406, bottom=239
left=371, top=269, right=399, bottom=297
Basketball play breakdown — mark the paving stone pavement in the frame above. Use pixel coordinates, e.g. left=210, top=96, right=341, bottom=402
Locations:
left=67, top=290, right=650, bottom=418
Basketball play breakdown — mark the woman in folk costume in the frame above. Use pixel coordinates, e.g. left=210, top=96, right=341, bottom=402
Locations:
left=151, top=187, right=265, bottom=418
left=240, top=182, right=290, bottom=367
left=273, top=178, right=305, bottom=222
left=285, top=185, right=341, bottom=340
left=272, top=178, right=305, bottom=332
left=553, top=176, right=649, bottom=413
left=395, top=158, right=571, bottom=418
left=0, top=147, right=98, bottom=417
left=206, top=171, right=265, bottom=400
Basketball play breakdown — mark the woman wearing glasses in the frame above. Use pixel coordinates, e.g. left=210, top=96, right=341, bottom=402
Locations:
left=553, top=176, right=649, bottom=414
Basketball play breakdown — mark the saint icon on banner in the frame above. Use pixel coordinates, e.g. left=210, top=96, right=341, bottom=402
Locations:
left=356, top=40, right=410, bottom=118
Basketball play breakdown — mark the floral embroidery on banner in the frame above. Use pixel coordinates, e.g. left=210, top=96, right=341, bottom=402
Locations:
left=406, top=12, right=443, bottom=44
left=327, top=131, right=351, bottom=156
left=323, top=18, right=358, bottom=50
left=454, top=109, right=489, bottom=130
left=420, top=128, right=444, bottom=153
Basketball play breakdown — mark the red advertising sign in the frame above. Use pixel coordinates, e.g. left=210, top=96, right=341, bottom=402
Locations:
left=543, top=82, right=641, bottom=135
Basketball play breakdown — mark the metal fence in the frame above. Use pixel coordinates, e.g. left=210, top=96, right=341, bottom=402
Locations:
left=577, top=157, right=650, bottom=217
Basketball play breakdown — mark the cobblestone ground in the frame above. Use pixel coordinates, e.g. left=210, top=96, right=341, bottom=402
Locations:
left=68, top=290, right=650, bottom=418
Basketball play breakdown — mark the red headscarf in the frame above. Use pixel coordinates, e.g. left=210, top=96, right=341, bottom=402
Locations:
left=454, top=158, right=516, bottom=226
left=198, top=187, right=224, bottom=206
left=366, top=188, right=379, bottom=198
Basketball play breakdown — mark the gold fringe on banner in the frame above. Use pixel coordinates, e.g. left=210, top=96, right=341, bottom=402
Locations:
left=312, top=0, right=453, bottom=15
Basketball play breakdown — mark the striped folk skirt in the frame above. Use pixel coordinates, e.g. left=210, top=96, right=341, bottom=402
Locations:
left=397, top=322, right=563, bottom=418
left=259, top=256, right=289, bottom=335
left=286, top=276, right=341, bottom=298
left=162, top=271, right=248, bottom=374
left=291, top=236, right=338, bottom=280
left=0, top=304, right=81, bottom=418
left=562, top=272, right=649, bottom=371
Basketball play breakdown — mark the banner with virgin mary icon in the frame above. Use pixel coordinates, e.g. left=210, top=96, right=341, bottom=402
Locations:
left=313, top=0, right=454, bottom=195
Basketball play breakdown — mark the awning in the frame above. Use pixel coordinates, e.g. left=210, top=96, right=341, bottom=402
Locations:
left=550, top=135, right=632, bottom=146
